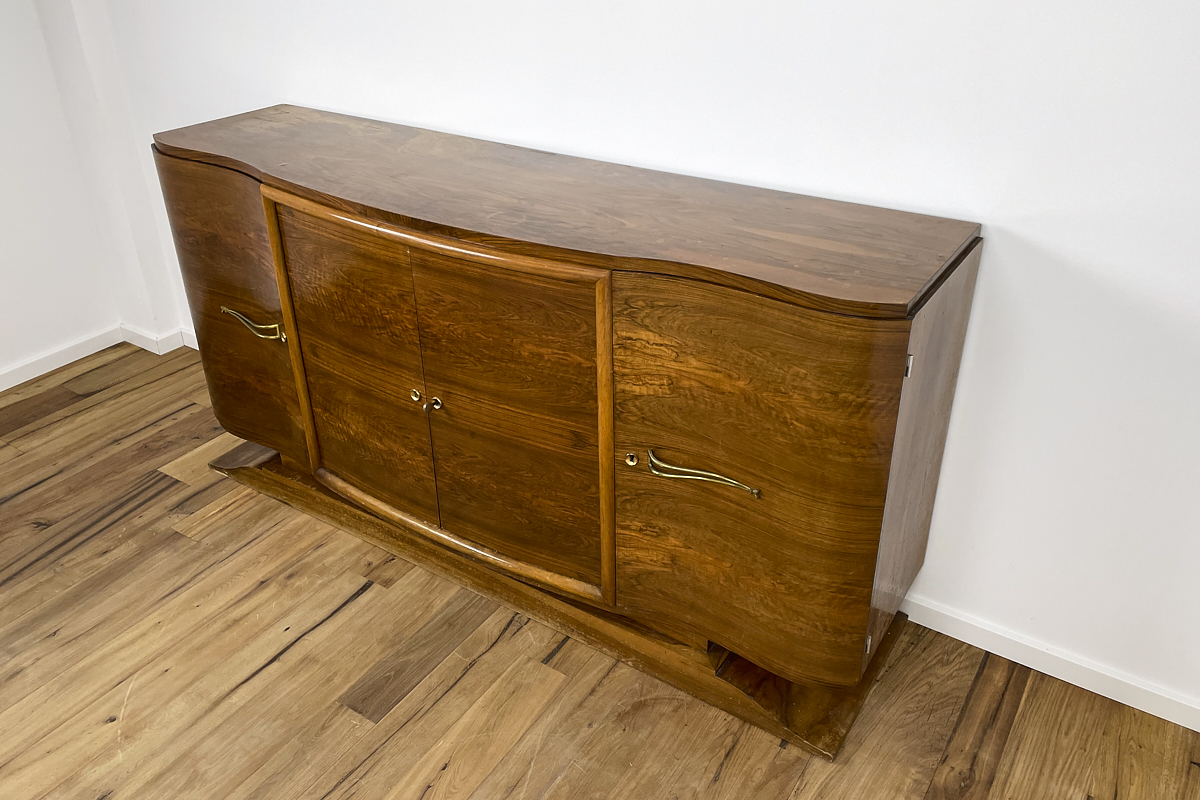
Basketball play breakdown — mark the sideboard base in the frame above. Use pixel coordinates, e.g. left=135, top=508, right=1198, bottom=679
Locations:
left=211, top=445, right=908, bottom=760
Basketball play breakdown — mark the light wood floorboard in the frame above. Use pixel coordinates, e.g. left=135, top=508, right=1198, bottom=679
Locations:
left=0, top=346, right=1194, bottom=799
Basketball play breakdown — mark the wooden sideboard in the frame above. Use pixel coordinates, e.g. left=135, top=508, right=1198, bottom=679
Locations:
left=153, top=105, right=982, bottom=759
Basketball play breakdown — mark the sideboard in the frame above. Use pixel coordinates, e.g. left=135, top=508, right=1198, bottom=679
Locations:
left=153, top=105, right=982, bottom=759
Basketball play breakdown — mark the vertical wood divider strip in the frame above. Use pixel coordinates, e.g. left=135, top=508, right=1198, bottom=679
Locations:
left=596, top=273, right=616, bottom=606
left=261, top=190, right=321, bottom=471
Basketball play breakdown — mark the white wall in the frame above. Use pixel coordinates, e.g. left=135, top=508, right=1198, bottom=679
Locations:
left=0, top=0, right=119, bottom=389
left=27, top=0, right=1200, bottom=727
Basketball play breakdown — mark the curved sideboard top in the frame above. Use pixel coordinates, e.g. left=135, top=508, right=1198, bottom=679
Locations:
left=153, top=104, right=980, bottom=320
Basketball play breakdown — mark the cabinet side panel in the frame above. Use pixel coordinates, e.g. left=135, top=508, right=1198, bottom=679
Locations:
left=152, top=148, right=308, bottom=460
left=866, top=239, right=983, bottom=668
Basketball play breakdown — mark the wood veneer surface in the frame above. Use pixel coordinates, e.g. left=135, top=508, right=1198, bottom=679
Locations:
left=153, top=105, right=981, bottom=319
left=0, top=345, right=1194, bottom=798
left=613, top=272, right=909, bottom=686
left=27, top=93, right=1185, bottom=797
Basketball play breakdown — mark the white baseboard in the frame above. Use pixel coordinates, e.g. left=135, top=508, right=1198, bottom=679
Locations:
left=119, top=324, right=188, bottom=355
left=902, top=593, right=1200, bottom=733
left=0, top=326, right=124, bottom=393
left=0, top=324, right=199, bottom=395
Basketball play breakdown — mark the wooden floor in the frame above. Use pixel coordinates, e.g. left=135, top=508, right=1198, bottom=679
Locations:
left=0, top=344, right=1195, bottom=800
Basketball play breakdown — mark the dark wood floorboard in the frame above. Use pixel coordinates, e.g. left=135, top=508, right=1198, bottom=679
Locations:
left=0, top=345, right=1193, bottom=799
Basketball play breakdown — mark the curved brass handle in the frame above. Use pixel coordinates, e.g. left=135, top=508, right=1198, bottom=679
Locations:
left=220, top=306, right=286, bottom=342
left=646, top=449, right=761, bottom=499
left=422, top=397, right=443, bottom=414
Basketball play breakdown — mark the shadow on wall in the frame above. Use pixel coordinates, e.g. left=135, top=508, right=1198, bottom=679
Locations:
left=912, top=226, right=1200, bottom=709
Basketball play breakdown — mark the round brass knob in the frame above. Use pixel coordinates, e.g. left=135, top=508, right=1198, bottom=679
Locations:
left=410, top=389, right=422, bottom=402
left=624, top=453, right=639, bottom=466
left=423, top=397, right=443, bottom=414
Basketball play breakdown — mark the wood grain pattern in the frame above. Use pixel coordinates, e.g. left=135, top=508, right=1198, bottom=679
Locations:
left=1, top=345, right=1195, bottom=799
left=595, top=273, right=616, bottom=604
left=924, top=654, right=1032, bottom=800
left=789, top=626, right=983, bottom=799
left=613, top=271, right=910, bottom=686
left=158, top=431, right=243, bottom=486
left=316, top=467, right=608, bottom=605
left=412, top=245, right=609, bottom=593
left=867, top=239, right=983, bottom=668
left=1185, top=736, right=1200, bottom=800
left=263, top=194, right=321, bottom=469
left=381, top=657, right=567, bottom=800
left=157, top=117, right=987, bottom=754
left=0, top=342, right=135, bottom=412
left=1089, top=702, right=1195, bottom=800
left=338, top=588, right=499, bottom=722
left=987, top=674, right=1114, bottom=799
left=275, top=201, right=439, bottom=522
left=0, top=385, right=81, bottom=437
left=152, top=148, right=308, bottom=462
left=223, top=452, right=901, bottom=757
left=154, top=105, right=980, bottom=319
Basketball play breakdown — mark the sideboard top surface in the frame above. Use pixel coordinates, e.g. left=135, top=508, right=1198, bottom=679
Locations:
left=154, top=104, right=980, bottom=319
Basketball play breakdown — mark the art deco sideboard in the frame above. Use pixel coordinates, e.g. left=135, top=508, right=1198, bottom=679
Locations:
left=153, top=105, right=982, bottom=759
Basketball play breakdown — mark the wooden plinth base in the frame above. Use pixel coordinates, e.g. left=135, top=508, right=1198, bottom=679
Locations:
left=212, top=446, right=906, bottom=760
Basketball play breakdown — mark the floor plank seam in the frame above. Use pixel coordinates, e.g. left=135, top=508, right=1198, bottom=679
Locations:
left=3, top=346, right=1197, bottom=800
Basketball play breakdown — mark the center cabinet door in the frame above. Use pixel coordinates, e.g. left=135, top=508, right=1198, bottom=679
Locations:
left=409, top=246, right=615, bottom=604
left=271, top=201, right=440, bottom=524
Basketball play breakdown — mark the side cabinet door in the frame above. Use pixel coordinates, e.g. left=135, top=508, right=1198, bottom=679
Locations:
left=612, top=273, right=909, bottom=687
left=154, top=150, right=308, bottom=461
left=271, top=203, right=439, bottom=524
left=411, top=247, right=614, bottom=604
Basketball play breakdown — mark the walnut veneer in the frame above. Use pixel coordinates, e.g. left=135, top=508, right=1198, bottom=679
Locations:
left=153, top=104, right=982, bottom=758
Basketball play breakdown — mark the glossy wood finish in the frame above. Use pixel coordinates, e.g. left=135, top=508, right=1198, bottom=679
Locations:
left=153, top=109, right=989, bottom=754
left=612, top=272, right=910, bottom=687
left=269, top=200, right=439, bottom=524
left=216, top=444, right=908, bottom=758
left=867, top=239, right=984, bottom=669
left=411, top=246, right=610, bottom=597
left=5, top=346, right=1196, bottom=796
left=153, top=148, right=308, bottom=462
left=154, top=105, right=980, bottom=320
left=261, top=187, right=615, bottom=604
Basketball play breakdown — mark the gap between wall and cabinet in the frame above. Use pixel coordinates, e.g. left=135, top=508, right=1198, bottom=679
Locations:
left=1, top=328, right=1196, bottom=736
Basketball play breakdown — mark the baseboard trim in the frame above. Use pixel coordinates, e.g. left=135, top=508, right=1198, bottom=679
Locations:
left=120, top=324, right=186, bottom=355
left=901, top=593, right=1200, bottom=732
left=0, top=324, right=199, bottom=394
left=0, top=326, right=124, bottom=393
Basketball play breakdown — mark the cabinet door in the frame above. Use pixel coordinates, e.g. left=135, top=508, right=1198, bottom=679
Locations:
left=613, top=273, right=909, bottom=687
left=273, top=204, right=439, bottom=523
left=154, top=149, right=309, bottom=462
left=411, top=248, right=614, bottom=603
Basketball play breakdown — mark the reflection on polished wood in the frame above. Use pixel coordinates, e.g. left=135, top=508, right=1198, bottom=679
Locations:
left=153, top=150, right=308, bottom=462
left=613, top=271, right=909, bottom=687
left=155, top=105, right=980, bottom=320
left=152, top=107, right=989, bottom=754
left=0, top=346, right=1195, bottom=798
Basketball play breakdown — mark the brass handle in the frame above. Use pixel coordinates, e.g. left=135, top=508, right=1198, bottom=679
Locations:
left=422, top=397, right=443, bottom=413
left=646, top=449, right=761, bottom=499
left=221, top=306, right=286, bottom=342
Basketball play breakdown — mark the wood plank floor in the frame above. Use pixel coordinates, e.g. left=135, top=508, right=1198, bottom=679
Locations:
left=0, top=343, right=1195, bottom=800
